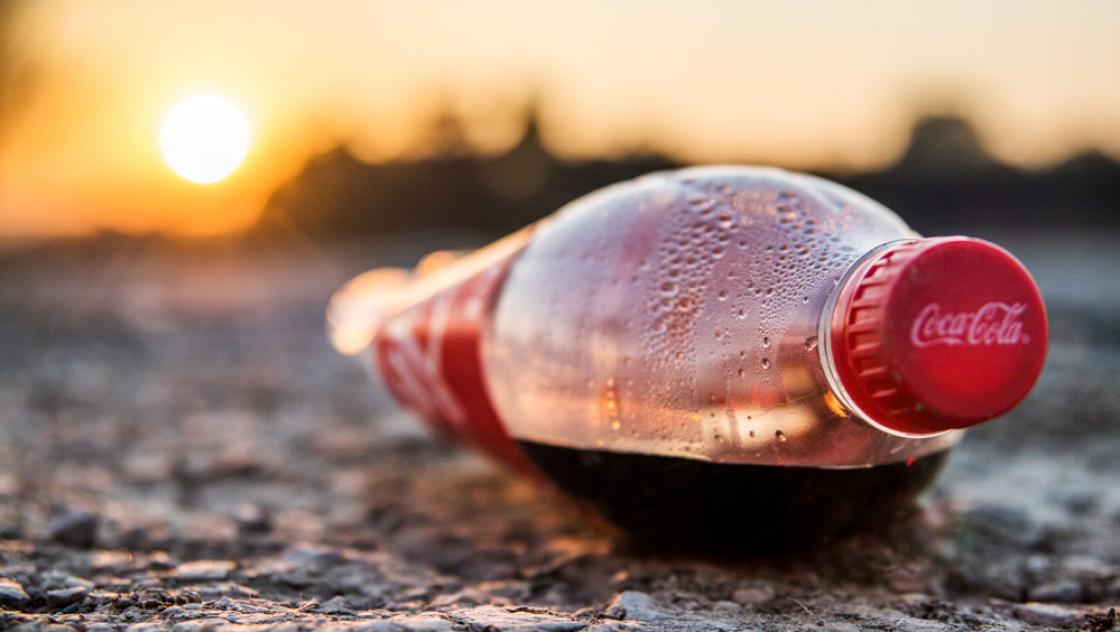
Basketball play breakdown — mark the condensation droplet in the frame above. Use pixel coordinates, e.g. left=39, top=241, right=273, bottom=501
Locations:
left=761, top=357, right=771, bottom=369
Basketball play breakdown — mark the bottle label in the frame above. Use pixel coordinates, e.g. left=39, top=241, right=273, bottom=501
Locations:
left=909, top=301, right=1030, bottom=349
left=372, top=250, right=533, bottom=472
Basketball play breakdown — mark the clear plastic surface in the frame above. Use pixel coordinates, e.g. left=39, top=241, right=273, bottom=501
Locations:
left=483, top=167, right=962, bottom=467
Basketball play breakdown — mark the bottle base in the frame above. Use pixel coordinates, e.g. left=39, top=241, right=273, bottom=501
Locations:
left=517, top=440, right=949, bottom=553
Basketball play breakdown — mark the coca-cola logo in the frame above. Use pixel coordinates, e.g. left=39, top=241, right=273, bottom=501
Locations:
left=909, top=302, right=1030, bottom=349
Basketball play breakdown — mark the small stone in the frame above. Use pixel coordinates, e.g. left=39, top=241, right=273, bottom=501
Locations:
left=356, top=615, right=452, bottom=632
left=195, top=581, right=260, bottom=600
left=352, top=623, right=409, bottom=632
left=603, top=590, right=666, bottom=622
left=284, top=544, right=342, bottom=569
left=234, top=504, right=272, bottom=534
left=41, top=572, right=94, bottom=592
left=46, top=585, right=89, bottom=607
left=125, top=624, right=168, bottom=632
left=732, top=585, right=776, bottom=604
left=318, top=595, right=354, bottom=614
left=1013, top=602, right=1081, bottom=626
left=168, top=619, right=227, bottom=631
left=44, top=509, right=98, bottom=547
left=712, top=600, right=742, bottom=613
left=0, top=577, right=30, bottom=606
left=173, top=560, right=236, bottom=582
left=451, top=605, right=586, bottom=631
left=1029, top=579, right=1084, bottom=603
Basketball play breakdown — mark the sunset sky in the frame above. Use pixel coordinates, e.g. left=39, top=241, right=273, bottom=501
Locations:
left=1, top=0, right=1118, bottom=237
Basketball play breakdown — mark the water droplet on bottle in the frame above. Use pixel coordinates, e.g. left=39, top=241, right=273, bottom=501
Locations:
left=761, top=336, right=770, bottom=348
left=774, top=430, right=787, bottom=442
left=761, top=358, right=771, bottom=369
left=804, top=335, right=819, bottom=352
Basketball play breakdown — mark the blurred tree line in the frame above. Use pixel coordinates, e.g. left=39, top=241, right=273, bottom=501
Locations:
left=257, top=106, right=1120, bottom=241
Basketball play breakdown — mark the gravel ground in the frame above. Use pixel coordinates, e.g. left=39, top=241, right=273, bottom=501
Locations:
left=0, top=233, right=1117, bottom=631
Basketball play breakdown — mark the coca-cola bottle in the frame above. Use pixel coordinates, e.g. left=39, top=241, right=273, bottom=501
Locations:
left=329, top=166, right=1048, bottom=549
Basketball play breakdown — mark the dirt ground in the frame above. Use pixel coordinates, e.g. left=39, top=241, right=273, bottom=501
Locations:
left=0, top=233, right=1117, bottom=631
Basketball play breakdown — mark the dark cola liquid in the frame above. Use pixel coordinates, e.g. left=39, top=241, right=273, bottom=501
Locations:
left=518, top=440, right=949, bottom=552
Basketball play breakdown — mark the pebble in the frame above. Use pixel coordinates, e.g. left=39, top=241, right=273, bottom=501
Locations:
left=41, top=572, right=95, bottom=592
left=603, top=590, right=667, bottom=622
left=284, top=544, right=342, bottom=569
left=451, top=605, right=586, bottom=631
left=0, top=577, right=30, bottom=606
left=732, top=585, right=776, bottom=604
left=46, top=585, right=89, bottom=607
left=44, top=510, right=98, bottom=548
left=125, top=624, right=168, bottom=632
left=317, top=595, right=354, bottom=614
left=172, top=560, right=236, bottom=582
left=355, top=615, right=452, bottom=632
left=1013, top=602, right=1081, bottom=626
left=170, top=620, right=229, bottom=632
left=1028, top=579, right=1084, bottom=603
left=712, top=600, right=742, bottom=613
left=195, top=581, right=259, bottom=600
left=233, top=503, right=272, bottom=534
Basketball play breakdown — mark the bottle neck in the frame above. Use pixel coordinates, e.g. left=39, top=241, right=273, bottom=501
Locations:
left=817, top=241, right=922, bottom=437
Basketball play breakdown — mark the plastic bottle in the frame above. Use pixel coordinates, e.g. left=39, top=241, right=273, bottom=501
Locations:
left=329, top=166, right=1048, bottom=548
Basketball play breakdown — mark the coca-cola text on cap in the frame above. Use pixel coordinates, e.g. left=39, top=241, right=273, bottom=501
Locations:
left=825, top=237, right=1048, bottom=436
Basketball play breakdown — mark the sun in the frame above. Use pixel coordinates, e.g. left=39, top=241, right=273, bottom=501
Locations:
left=160, top=95, right=250, bottom=184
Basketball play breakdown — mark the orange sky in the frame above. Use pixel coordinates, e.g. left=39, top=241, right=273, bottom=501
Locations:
left=1, top=0, right=1118, bottom=237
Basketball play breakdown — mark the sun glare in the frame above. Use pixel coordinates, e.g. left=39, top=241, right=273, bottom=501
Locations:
left=160, top=95, right=250, bottom=184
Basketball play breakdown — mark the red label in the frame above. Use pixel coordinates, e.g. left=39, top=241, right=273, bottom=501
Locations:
left=372, top=251, right=533, bottom=472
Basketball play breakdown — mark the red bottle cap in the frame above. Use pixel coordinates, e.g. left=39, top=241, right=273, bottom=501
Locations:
left=829, top=237, right=1047, bottom=435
